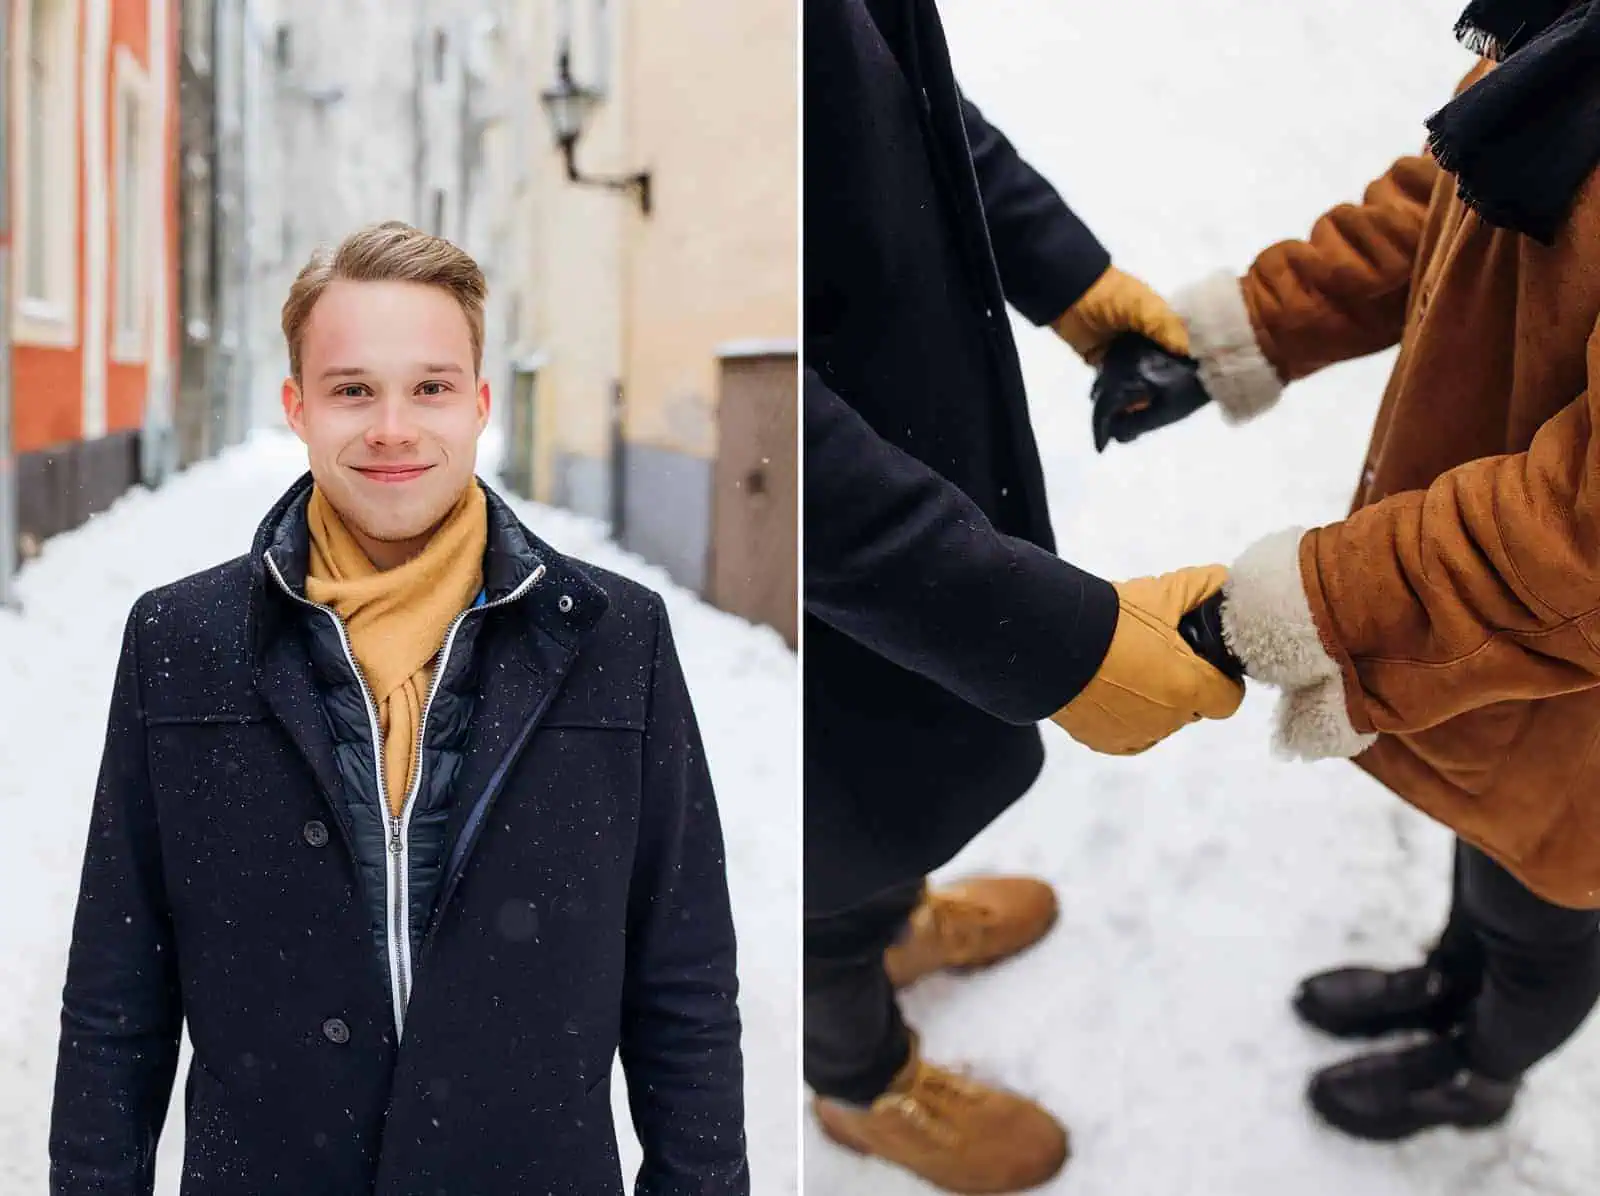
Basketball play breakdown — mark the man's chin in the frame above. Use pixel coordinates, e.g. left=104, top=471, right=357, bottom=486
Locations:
left=366, top=499, right=468, bottom=544
left=321, top=472, right=467, bottom=538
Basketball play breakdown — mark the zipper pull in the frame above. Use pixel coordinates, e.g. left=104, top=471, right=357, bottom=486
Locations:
left=389, top=823, right=403, bottom=856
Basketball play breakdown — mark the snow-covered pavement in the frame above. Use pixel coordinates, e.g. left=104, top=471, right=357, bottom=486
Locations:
left=0, top=431, right=798, bottom=1193
left=804, top=1, right=1600, bottom=1193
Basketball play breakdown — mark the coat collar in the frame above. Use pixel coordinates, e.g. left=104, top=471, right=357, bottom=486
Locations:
left=247, top=471, right=610, bottom=666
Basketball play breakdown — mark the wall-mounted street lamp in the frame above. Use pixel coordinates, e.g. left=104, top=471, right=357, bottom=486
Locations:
left=538, top=49, right=651, bottom=216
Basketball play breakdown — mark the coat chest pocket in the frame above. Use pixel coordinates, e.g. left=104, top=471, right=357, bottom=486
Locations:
left=517, top=723, right=644, bottom=828
left=478, top=725, right=646, bottom=915
left=144, top=711, right=327, bottom=854
left=146, top=711, right=287, bottom=797
left=528, top=684, right=647, bottom=796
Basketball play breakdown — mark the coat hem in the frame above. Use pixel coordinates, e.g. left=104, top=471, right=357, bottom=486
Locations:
left=1352, top=740, right=1600, bottom=911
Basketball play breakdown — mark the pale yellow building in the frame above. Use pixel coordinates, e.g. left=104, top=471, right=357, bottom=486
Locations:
left=483, top=0, right=797, bottom=644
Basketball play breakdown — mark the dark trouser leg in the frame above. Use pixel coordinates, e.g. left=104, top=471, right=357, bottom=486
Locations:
left=1456, top=841, right=1600, bottom=1081
left=804, top=879, right=925, bottom=1104
left=1425, top=839, right=1486, bottom=983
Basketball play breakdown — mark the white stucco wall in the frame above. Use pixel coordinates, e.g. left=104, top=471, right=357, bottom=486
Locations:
left=238, top=0, right=489, bottom=429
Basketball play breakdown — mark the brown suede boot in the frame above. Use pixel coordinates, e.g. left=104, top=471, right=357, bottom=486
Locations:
left=813, top=1047, right=1070, bottom=1193
left=884, top=877, right=1060, bottom=990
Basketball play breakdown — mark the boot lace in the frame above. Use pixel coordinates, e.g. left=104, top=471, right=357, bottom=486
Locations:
left=921, top=891, right=1001, bottom=964
left=884, top=1063, right=989, bottom=1148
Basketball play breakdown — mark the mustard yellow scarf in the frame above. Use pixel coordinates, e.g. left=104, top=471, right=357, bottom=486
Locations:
left=305, top=483, right=488, bottom=816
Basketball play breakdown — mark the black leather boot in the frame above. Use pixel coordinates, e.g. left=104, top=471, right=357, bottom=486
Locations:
left=1308, top=1033, right=1519, bottom=1142
left=1293, top=963, right=1475, bottom=1039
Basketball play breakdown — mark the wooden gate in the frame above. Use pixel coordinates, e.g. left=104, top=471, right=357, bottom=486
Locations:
left=707, top=345, right=797, bottom=649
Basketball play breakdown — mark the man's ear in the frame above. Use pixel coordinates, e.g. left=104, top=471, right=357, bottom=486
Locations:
left=282, top=377, right=308, bottom=444
left=476, top=375, right=492, bottom=431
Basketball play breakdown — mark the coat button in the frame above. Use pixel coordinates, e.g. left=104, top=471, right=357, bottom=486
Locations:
left=302, top=820, right=330, bottom=848
left=322, top=1017, right=350, bottom=1045
left=557, top=595, right=574, bottom=613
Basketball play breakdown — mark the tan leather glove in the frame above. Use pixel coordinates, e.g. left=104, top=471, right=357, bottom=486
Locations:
left=1050, top=565, right=1245, bottom=755
left=1052, top=265, right=1191, bottom=366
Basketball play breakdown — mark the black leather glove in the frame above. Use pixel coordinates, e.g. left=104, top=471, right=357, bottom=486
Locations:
left=1177, top=590, right=1246, bottom=684
left=1089, top=332, right=1213, bottom=452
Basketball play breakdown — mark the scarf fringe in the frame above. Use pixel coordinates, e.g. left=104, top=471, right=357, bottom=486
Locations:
left=1453, top=16, right=1507, bottom=60
left=1427, top=117, right=1562, bottom=246
left=1429, top=0, right=1600, bottom=247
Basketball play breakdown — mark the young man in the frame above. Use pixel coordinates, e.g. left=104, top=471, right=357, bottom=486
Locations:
left=48, top=222, right=748, bottom=1194
left=1112, top=0, right=1600, bottom=1144
left=805, top=1, right=1244, bottom=1190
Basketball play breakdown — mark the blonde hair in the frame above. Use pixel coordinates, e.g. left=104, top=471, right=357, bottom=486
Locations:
left=282, top=220, right=488, bottom=380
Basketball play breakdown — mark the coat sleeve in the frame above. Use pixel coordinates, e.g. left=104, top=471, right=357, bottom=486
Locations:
left=49, top=599, right=183, bottom=1196
left=1182, top=68, right=1494, bottom=421
left=1237, top=320, right=1600, bottom=744
left=960, top=94, right=1112, bottom=325
left=1172, top=150, right=1439, bottom=425
left=1238, top=151, right=1440, bottom=383
left=621, top=595, right=748, bottom=1196
left=805, top=367, right=1120, bottom=722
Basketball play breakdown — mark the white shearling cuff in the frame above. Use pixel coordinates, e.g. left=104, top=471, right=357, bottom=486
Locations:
left=1220, top=527, right=1377, bottom=762
left=1173, top=271, right=1285, bottom=424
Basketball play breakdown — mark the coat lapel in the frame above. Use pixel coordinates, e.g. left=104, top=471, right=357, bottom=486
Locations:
left=254, top=625, right=352, bottom=844
left=427, top=613, right=580, bottom=939
left=246, top=477, right=353, bottom=834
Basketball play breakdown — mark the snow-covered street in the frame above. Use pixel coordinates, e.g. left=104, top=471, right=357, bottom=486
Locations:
left=11, top=0, right=1600, bottom=1191
left=0, top=431, right=798, bottom=1193
left=803, top=1, right=1600, bottom=1192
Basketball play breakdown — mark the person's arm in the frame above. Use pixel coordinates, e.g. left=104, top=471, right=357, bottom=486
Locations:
left=621, top=596, right=748, bottom=1196
left=1089, top=146, right=1434, bottom=445
left=1220, top=315, right=1600, bottom=760
left=1173, top=150, right=1439, bottom=425
left=960, top=94, right=1111, bottom=327
left=806, top=368, right=1243, bottom=750
left=1106, top=74, right=1487, bottom=445
left=805, top=367, right=1119, bottom=724
left=49, top=600, right=183, bottom=1196
left=960, top=94, right=1189, bottom=363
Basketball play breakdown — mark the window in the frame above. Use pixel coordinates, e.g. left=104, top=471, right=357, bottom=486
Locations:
left=182, top=152, right=212, bottom=341
left=432, top=189, right=447, bottom=236
left=24, top=2, right=52, bottom=302
left=184, top=0, right=211, bottom=73
left=113, top=51, right=154, bottom=360
left=16, top=0, right=78, bottom=344
left=434, top=29, right=448, bottom=84
left=275, top=24, right=292, bottom=70
left=591, top=0, right=612, bottom=93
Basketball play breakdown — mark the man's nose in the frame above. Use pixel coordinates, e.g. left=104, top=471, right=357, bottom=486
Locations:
left=366, top=395, right=419, bottom=445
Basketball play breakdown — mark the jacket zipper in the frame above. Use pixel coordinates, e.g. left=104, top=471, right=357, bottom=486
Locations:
left=391, top=562, right=548, bottom=1028
left=265, top=552, right=546, bottom=1038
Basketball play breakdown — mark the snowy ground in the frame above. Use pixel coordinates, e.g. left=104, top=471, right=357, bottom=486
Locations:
left=0, top=430, right=798, bottom=1193
left=805, top=1, right=1600, bottom=1193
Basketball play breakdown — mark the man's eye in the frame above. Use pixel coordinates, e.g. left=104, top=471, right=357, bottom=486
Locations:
left=337, top=385, right=368, bottom=398
left=419, top=381, right=448, bottom=396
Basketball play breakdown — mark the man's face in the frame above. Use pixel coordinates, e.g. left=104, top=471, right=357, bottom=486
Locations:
left=283, top=279, right=490, bottom=567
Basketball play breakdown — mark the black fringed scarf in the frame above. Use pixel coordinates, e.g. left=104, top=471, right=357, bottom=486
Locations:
left=1424, top=0, right=1600, bottom=245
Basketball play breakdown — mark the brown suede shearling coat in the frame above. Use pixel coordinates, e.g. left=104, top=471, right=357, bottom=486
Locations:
left=1238, top=60, right=1600, bottom=908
